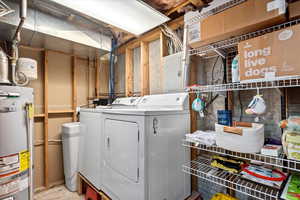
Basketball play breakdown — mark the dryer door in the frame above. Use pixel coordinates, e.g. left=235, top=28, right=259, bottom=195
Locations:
left=103, top=119, right=141, bottom=200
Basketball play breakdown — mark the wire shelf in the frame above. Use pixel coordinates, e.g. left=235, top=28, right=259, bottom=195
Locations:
left=186, top=76, right=300, bottom=93
left=183, top=140, right=300, bottom=172
left=187, top=0, right=246, bottom=25
left=189, top=19, right=300, bottom=56
left=0, top=0, right=14, bottom=17
left=183, top=157, right=280, bottom=200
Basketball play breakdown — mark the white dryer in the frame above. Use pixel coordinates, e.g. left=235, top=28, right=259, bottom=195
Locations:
left=78, top=97, right=141, bottom=189
left=101, top=93, right=191, bottom=200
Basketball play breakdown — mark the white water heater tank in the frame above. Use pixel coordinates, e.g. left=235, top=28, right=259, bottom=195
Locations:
left=17, top=58, right=38, bottom=80
left=0, top=86, right=33, bottom=200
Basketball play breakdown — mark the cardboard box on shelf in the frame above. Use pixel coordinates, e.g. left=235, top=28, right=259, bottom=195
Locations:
left=238, top=23, right=300, bottom=83
left=289, top=0, right=300, bottom=19
left=189, top=0, right=287, bottom=49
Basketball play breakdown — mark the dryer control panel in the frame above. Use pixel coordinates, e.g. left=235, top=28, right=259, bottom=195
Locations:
left=138, top=93, right=189, bottom=110
left=112, top=97, right=141, bottom=106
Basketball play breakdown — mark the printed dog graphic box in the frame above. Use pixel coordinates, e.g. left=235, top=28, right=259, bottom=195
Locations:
left=238, top=23, right=300, bottom=83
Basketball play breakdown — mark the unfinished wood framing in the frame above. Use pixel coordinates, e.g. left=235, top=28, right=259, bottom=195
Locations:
left=189, top=56, right=198, bottom=192
left=165, top=0, right=203, bottom=16
left=119, top=16, right=184, bottom=97
left=95, top=58, right=100, bottom=97
left=15, top=44, right=101, bottom=191
left=160, top=31, right=168, bottom=92
left=140, top=41, right=150, bottom=96
left=72, top=56, right=78, bottom=121
left=99, top=60, right=109, bottom=98
left=125, top=48, right=134, bottom=96
left=88, top=59, right=91, bottom=100
left=44, top=50, right=50, bottom=188
left=227, top=91, right=234, bottom=111
left=19, top=45, right=91, bottom=60
left=160, top=31, right=169, bottom=58
left=117, top=16, right=184, bottom=54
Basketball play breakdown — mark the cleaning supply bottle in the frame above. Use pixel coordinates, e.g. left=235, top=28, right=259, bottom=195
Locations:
left=231, top=55, right=239, bottom=83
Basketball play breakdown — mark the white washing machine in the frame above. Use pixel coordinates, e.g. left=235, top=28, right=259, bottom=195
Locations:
left=101, top=93, right=191, bottom=200
left=78, top=97, right=141, bottom=189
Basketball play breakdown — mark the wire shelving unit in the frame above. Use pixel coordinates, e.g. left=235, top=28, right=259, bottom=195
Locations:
left=183, top=140, right=300, bottom=172
left=186, top=0, right=247, bottom=25
left=183, top=157, right=280, bottom=200
left=186, top=76, right=300, bottom=93
left=189, top=19, right=300, bottom=57
left=182, top=1, right=300, bottom=199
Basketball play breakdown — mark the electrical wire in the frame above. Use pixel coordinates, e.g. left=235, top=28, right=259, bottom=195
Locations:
left=202, top=56, right=223, bottom=125
left=211, top=56, right=220, bottom=85
left=160, top=24, right=183, bottom=54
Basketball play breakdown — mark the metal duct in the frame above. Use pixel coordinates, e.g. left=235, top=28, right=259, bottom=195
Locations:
left=0, top=47, right=10, bottom=84
left=0, top=0, right=111, bottom=52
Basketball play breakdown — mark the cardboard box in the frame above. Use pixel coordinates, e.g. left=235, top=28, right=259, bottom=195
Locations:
left=238, top=24, right=300, bottom=82
left=289, top=1, right=300, bottom=19
left=189, top=0, right=286, bottom=48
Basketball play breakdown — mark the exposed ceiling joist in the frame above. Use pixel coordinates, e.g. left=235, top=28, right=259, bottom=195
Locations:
left=144, top=0, right=206, bottom=16
left=188, top=0, right=205, bottom=7
left=166, top=0, right=204, bottom=16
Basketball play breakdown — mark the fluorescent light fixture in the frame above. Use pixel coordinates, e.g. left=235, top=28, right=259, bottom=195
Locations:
left=49, top=0, right=170, bottom=35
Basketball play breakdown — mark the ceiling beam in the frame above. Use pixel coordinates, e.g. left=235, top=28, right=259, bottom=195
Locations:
left=188, top=0, right=204, bottom=7
left=165, top=0, right=204, bottom=16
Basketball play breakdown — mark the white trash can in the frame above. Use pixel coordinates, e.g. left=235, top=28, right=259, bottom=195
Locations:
left=62, top=122, right=81, bottom=192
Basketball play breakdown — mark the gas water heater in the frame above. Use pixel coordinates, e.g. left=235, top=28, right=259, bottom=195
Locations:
left=0, top=86, right=34, bottom=200
left=0, top=0, right=35, bottom=199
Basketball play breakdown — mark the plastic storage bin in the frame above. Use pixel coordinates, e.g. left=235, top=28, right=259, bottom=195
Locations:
left=215, top=122, right=264, bottom=153
left=62, top=122, right=81, bottom=192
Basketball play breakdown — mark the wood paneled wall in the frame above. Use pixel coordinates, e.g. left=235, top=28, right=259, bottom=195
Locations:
left=18, top=46, right=109, bottom=192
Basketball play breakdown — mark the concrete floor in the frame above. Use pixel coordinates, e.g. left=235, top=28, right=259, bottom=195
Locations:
left=34, top=185, right=84, bottom=200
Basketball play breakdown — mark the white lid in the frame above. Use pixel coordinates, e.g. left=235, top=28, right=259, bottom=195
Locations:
left=62, top=122, right=81, bottom=135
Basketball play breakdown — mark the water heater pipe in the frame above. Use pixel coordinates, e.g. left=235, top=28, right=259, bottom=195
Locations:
left=0, top=47, right=10, bottom=84
left=11, top=0, right=29, bottom=86
left=12, top=0, right=27, bottom=41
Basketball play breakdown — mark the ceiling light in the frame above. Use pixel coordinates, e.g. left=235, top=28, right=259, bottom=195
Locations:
left=49, top=0, right=170, bottom=35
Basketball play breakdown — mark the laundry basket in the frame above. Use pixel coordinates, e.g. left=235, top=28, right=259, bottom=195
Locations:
left=62, top=122, right=81, bottom=192
left=215, top=122, right=264, bottom=153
